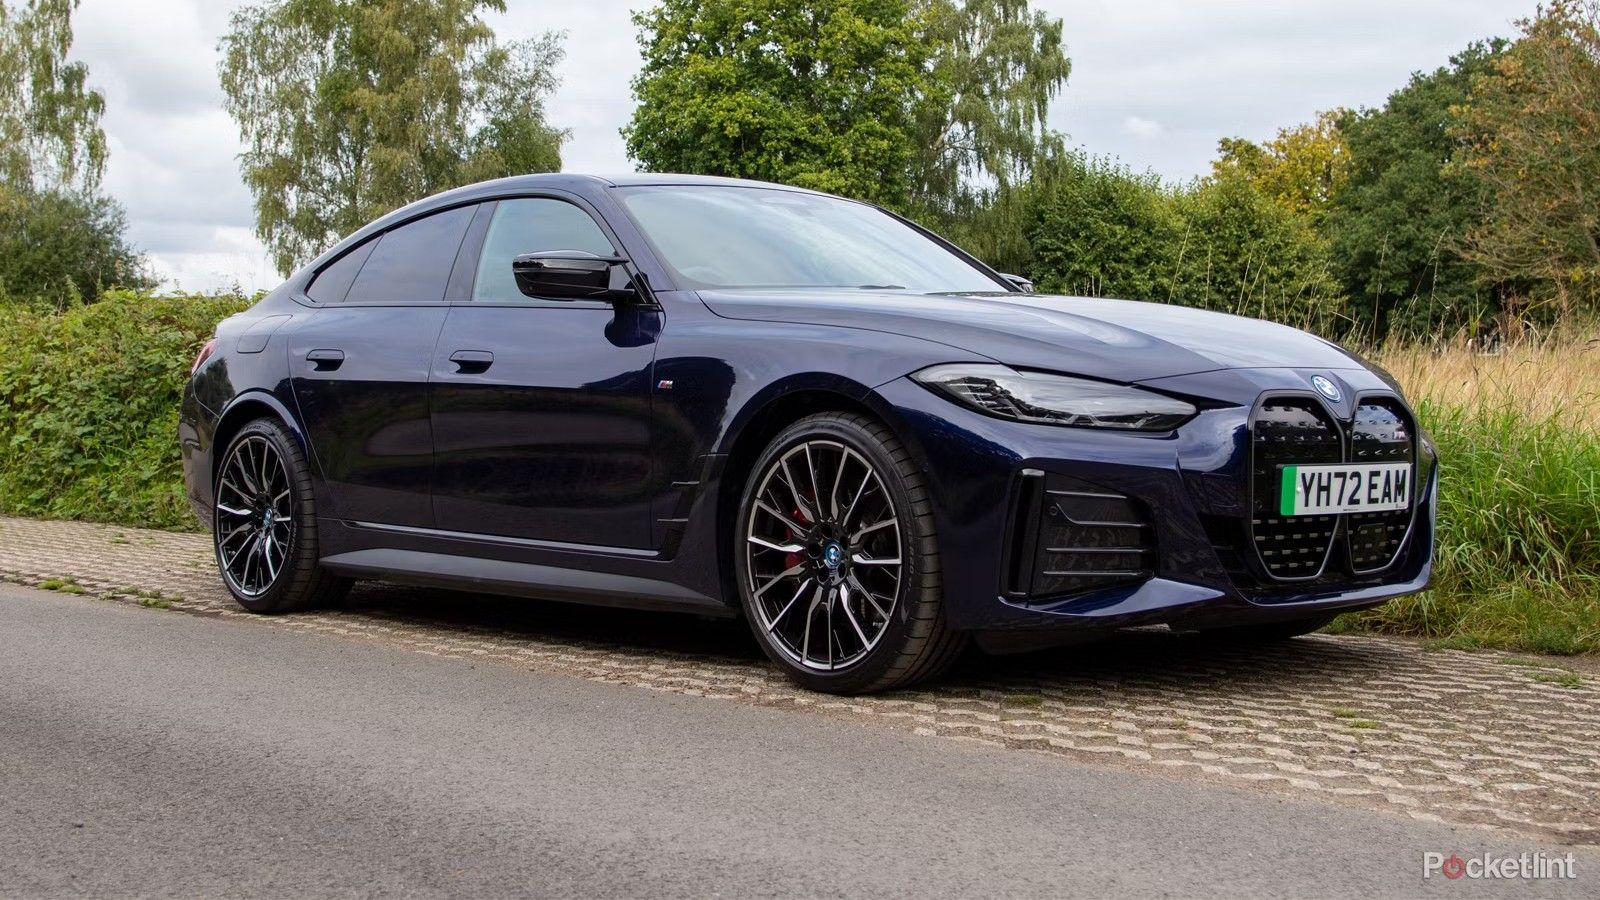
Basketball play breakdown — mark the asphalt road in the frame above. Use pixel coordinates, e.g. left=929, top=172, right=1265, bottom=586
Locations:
left=1, top=583, right=1593, bottom=898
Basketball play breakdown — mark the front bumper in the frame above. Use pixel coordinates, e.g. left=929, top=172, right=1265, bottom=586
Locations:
left=871, top=366, right=1436, bottom=635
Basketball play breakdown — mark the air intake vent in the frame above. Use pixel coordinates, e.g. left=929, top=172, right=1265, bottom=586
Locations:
left=1005, top=473, right=1155, bottom=600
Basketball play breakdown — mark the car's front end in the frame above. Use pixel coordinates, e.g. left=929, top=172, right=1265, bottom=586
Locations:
left=870, top=360, right=1435, bottom=649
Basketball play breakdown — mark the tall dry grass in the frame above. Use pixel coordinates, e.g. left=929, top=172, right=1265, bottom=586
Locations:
left=1333, top=334, right=1600, bottom=653
left=1373, top=337, right=1600, bottom=428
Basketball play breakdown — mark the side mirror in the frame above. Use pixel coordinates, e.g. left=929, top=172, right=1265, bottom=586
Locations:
left=1000, top=273, right=1036, bottom=294
left=512, top=251, right=629, bottom=300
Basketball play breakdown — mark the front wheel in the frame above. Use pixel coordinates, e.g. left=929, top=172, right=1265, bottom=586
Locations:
left=734, top=412, right=965, bottom=694
left=213, top=417, right=350, bottom=613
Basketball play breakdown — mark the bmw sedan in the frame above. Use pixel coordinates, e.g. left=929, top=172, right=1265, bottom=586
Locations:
left=180, top=174, right=1436, bottom=694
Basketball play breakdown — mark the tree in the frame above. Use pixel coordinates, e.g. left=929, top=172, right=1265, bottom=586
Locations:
left=219, top=0, right=567, bottom=275
left=1456, top=1, right=1600, bottom=326
left=0, top=185, right=152, bottom=307
left=1172, top=170, right=1344, bottom=331
left=1324, top=42, right=1505, bottom=339
left=0, top=1, right=146, bottom=307
left=0, top=0, right=106, bottom=193
left=1213, top=109, right=1349, bottom=224
left=909, top=0, right=1070, bottom=219
left=623, top=0, right=929, bottom=207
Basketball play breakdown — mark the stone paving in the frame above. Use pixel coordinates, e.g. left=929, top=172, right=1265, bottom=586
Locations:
left=5, top=515, right=1599, bottom=845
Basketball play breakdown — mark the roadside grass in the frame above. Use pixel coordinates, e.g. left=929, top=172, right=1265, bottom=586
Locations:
left=1334, top=339, right=1600, bottom=655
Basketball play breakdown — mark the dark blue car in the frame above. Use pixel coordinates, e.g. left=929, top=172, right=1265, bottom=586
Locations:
left=180, top=174, right=1436, bottom=694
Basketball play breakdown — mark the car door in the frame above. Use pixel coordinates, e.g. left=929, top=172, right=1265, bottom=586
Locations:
left=429, top=196, right=661, bottom=548
left=288, top=205, right=475, bottom=527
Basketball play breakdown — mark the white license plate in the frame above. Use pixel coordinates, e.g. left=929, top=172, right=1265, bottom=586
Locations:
left=1279, top=462, right=1412, bottom=516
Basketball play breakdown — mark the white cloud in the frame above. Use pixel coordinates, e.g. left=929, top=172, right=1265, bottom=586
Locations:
left=68, top=0, right=1538, bottom=292
left=1121, top=115, right=1163, bottom=139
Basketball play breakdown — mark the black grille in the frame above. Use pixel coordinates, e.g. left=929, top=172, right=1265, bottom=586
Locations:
left=1250, top=399, right=1342, bottom=579
left=1238, top=393, right=1419, bottom=584
left=1346, top=399, right=1415, bottom=572
left=1004, top=473, right=1154, bottom=599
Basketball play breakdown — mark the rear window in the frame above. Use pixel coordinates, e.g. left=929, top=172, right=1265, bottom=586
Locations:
left=306, top=239, right=376, bottom=303
left=343, top=206, right=475, bottom=303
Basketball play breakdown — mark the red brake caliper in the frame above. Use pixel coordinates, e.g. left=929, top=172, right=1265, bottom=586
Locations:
left=784, top=505, right=811, bottom=571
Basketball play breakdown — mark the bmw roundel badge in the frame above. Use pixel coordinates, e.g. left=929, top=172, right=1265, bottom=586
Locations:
left=823, top=542, right=844, bottom=570
left=1311, top=375, right=1342, bottom=403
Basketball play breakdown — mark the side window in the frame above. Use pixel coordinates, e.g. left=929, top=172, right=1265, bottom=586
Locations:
left=344, top=205, right=475, bottom=303
left=306, top=238, right=376, bottom=304
left=472, top=198, right=616, bottom=302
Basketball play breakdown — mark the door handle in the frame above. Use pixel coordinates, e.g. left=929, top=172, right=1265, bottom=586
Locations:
left=306, top=349, right=344, bottom=371
left=449, top=350, right=494, bottom=374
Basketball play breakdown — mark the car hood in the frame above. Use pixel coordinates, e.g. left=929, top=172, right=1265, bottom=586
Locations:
left=697, top=289, right=1367, bottom=383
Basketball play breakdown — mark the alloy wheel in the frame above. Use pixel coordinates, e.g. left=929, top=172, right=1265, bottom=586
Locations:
left=215, top=434, right=294, bottom=597
left=744, top=439, right=903, bottom=670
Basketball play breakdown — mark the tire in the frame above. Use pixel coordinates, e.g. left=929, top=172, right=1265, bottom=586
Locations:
left=1197, top=614, right=1335, bottom=644
left=213, top=417, right=350, bottom=614
left=734, top=412, right=965, bottom=694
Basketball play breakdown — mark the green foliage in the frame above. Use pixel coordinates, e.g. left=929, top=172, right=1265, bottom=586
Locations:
left=909, top=0, right=1070, bottom=219
left=0, top=2, right=145, bottom=308
left=0, top=292, right=248, bottom=528
left=0, top=185, right=152, bottom=307
left=624, top=0, right=929, bottom=207
left=218, top=0, right=567, bottom=276
left=1000, top=154, right=1344, bottom=331
left=1325, top=42, right=1505, bottom=340
left=1456, top=1, right=1600, bottom=324
left=0, top=0, right=106, bottom=193
left=1213, top=109, right=1349, bottom=225
left=1172, top=169, right=1344, bottom=330
left=1346, top=400, right=1600, bottom=654
left=1023, top=155, right=1183, bottom=301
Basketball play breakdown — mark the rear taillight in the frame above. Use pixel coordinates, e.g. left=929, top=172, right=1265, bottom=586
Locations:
left=191, top=338, right=217, bottom=375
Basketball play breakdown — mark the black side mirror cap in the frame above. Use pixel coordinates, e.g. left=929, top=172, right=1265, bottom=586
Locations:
left=512, top=251, right=630, bottom=300
left=1000, top=273, right=1036, bottom=294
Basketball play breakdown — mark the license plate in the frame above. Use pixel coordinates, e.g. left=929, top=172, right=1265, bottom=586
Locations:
left=1279, top=462, right=1412, bottom=516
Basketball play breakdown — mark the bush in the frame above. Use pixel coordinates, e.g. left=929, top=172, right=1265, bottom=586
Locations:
left=0, top=187, right=154, bottom=308
left=995, top=156, right=1345, bottom=334
left=0, top=291, right=248, bottom=529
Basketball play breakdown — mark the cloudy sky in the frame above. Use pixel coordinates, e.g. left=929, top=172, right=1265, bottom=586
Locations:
left=71, top=0, right=1534, bottom=293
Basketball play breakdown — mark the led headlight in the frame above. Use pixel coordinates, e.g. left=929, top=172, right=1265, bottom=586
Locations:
left=910, top=364, right=1196, bottom=431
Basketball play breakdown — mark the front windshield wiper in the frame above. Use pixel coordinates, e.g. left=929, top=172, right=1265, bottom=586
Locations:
left=856, top=284, right=906, bottom=290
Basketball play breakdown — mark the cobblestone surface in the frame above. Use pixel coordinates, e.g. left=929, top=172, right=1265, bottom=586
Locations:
left=5, top=515, right=1599, bottom=845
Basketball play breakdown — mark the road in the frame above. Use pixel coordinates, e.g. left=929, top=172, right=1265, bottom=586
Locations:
left=1, top=583, right=1593, bottom=898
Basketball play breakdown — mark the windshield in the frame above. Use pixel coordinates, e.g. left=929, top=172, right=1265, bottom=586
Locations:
left=616, top=185, right=1006, bottom=293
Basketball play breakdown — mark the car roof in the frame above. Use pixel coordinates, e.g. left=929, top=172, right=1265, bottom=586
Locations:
left=299, top=173, right=835, bottom=282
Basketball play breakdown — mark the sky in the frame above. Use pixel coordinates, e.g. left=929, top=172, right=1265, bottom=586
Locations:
left=69, top=0, right=1537, bottom=294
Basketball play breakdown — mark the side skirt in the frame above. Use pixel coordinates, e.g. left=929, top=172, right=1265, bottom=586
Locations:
left=319, top=547, right=736, bottom=618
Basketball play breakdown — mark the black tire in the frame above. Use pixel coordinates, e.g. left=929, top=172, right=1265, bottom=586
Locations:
left=213, top=417, right=350, bottom=614
left=1197, top=614, right=1335, bottom=644
left=734, top=412, right=965, bottom=694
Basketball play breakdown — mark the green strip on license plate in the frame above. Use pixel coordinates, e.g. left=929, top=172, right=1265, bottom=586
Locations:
left=1279, top=462, right=1412, bottom=517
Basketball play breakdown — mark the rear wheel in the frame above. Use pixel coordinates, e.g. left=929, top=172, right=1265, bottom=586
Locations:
left=213, top=418, right=350, bottom=613
left=734, top=412, right=965, bottom=694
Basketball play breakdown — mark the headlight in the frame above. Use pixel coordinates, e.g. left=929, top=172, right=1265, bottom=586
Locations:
left=910, top=364, right=1196, bottom=431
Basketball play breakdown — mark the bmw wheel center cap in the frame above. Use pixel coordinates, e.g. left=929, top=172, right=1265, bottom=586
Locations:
left=822, top=542, right=844, bottom=570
